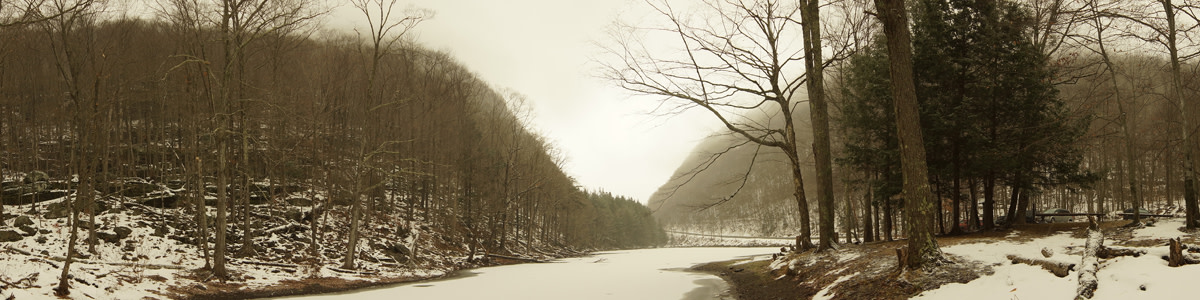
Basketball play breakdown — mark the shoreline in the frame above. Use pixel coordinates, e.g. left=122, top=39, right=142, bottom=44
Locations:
left=691, top=258, right=813, bottom=300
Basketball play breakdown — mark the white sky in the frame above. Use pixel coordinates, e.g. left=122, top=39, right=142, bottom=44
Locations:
left=327, top=0, right=721, bottom=203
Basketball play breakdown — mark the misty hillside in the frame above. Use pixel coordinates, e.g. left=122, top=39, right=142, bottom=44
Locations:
left=648, top=105, right=838, bottom=239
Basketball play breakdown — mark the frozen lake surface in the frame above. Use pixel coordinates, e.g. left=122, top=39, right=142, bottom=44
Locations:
left=270, top=247, right=778, bottom=300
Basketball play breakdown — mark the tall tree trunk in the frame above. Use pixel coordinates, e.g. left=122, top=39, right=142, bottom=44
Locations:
left=343, top=174, right=363, bottom=269
left=57, top=123, right=88, bottom=297
left=875, top=0, right=945, bottom=269
left=56, top=186, right=82, bottom=296
left=950, top=144, right=963, bottom=234
left=1008, top=184, right=1022, bottom=224
left=969, top=178, right=980, bottom=231
left=214, top=135, right=229, bottom=278
left=884, top=194, right=893, bottom=241
left=239, top=110, right=255, bottom=256
left=934, top=177, right=945, bottom=234
left=802, top=0, right=837, bottom=252
left=863, top=173, right=876, bottom=242
left=1160, top=0, right=1198, bottom=229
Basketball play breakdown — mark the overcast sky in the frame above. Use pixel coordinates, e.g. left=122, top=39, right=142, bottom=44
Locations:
left=328, top=0, right=720, bottom=203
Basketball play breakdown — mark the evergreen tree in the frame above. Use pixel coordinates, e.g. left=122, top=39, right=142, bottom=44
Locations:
left=843, top=0, right=1091, bottom=233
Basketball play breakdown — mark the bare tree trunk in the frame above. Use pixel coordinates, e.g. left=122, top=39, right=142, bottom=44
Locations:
left=56, top=188, right=81, bottom=296
left=343, top=183, right=362, bottom=269
left=195, top=155, right=210, bottom=269
left=787, top=151, right=815, bottom=250
left=875, top=0, right=945, bottom=269
left=1159, top=0, right=1199, bottom=229
left=214, top=133, right=229, bottom=278
left=801, top=0, right=836, bottom=252
left=239, top=109, right=255, bottom=256
left=969, top=178, right=979, bottom=231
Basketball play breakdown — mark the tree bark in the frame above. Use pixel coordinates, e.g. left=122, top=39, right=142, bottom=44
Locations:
left=801, top=0, right=837, bottom=252
left=214, top=134, right=229, bottom=278
left=875, top=0, right=945, bottom=269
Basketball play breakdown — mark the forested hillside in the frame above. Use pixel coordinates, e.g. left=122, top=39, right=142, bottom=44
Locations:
left=647, top=109, right=817, bottom=239
left=0, top=1, right=662, bottom=297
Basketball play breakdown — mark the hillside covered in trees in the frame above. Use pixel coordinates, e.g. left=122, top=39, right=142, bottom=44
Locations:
left=0, top=0, right=663, bottom=298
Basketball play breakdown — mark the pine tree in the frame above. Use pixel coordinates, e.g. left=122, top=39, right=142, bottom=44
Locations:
left=846, top=0, right=1092, bottom=236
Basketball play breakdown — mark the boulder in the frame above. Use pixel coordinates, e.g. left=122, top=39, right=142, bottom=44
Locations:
left=153, top=226, right=168, bottom=237
left=94, top=231, right=121, bottom=244
left=118, top=180, right=161, bottom=198
left=371, top=240, right=410, bottom=263
left=286, top=197, right=313, bottom=207
left=138, top=194, right=181, bottom=208
left=13, top=215, right=33, bottom=227
left=17, top=225, right=36, bottom=236
left=0, top=229, right=22, bottom=242
left=42, top=201, right=70, bottom=219
left=76, top=219, right=94, bottom=230
left=114, top=226, right=133, bottom=239
left=25, top=190, right=70, bottom=204
left=284, top=208, right=309, bottom=222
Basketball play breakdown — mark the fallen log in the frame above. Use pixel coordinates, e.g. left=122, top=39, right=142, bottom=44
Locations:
left=1097, top=245, right=1146, bottom=259
left=1006, top=255, right=1073, bottom=277
left=264, top=224, right=309, bottom=235
left=46, top=256, right=189, bottom=271
left=1076, top=217, right=1102, bottom=300
left=486, top=253, right=545, bottom=263
left=4, top=246, right=32, bottom=256
left=326, top=267, right=378, bottom=276
left=234, top=259, right=299, bottom=269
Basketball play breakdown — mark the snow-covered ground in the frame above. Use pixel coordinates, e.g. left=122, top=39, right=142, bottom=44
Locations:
left=270, top=247, right=777, bottom=300
left=917, top=218, right=1198, bottom=300
left=0, top=187, right=482, bottom=300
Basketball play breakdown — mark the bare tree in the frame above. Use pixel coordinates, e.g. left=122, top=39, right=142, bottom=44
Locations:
left=1095, top=0, right=1200, bottom=227
left=342, top=0, right=428, bottom=270
left=1085, top=0, right=1147, bottom=224
left=604, top=0, right=831, bottom=250
left=37, top=0, right=100, bottom=295
left=155, top=0, right=323, bottom=279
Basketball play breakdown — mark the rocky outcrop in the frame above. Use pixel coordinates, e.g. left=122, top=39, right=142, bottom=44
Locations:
left=0, top=229, right=23, bottom=242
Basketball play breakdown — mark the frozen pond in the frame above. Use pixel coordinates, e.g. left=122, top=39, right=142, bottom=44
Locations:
left=271, top=247, right=777, bottom=300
